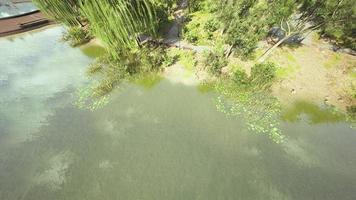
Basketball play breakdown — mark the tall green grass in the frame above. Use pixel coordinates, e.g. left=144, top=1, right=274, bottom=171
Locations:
left=80, top=0, right=158, bottom=59
left=32, top=0, right=83, bottom=26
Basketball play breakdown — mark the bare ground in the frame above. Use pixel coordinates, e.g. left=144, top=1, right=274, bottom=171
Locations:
left=268, top=35, right=356, bottom=111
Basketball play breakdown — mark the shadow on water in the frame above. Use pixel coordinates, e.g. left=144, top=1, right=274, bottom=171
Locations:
left=281, top=101, right=345, bottom=124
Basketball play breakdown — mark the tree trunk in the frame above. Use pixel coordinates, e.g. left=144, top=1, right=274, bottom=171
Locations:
left=257, top=36, right=290, bottom=63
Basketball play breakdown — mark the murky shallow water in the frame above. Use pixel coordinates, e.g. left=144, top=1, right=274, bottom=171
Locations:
left=0, top=27, right=355, bottom=200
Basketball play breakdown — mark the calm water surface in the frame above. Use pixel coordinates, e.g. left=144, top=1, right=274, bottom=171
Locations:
left=0, top=27, right=355, bottom=200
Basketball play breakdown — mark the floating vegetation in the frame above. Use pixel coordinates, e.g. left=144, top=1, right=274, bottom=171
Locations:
left=212, top=62, right=285, bottom=143
left=215, top=80, right=285, bottom=144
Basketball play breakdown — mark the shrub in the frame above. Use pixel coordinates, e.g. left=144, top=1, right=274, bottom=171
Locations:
left=203, top=17, right=219, bottom=33
left=346, top=105, right=356, bottom=120
left=250, top=62, right=277, bottom=90
left=204, top=51, right=228, bottom=76
left=183, top=12, right=221, bottom=45
left=62, top=26, right=92, bottom=46
left=233, top=69, right=249, bottom=88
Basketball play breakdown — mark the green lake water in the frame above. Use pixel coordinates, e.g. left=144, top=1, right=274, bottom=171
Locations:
left=0, top=27, right=355, bottom=200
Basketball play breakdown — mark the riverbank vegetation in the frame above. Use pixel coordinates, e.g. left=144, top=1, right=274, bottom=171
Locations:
left=33, top=0, right=356, bottom=133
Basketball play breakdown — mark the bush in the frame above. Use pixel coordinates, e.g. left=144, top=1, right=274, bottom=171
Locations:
left=233, top=69, right=249, bottom=88
left=183, top=12, right=221, bottom=45
left=250, top=62, right=277, bottom=90
left=203, top=17, right=219, bottom=33
left=204, top=51, right=228, bottom=76
left=346, top=105, right=356, bottom=120
left=62, top=26, right=92, bottom=46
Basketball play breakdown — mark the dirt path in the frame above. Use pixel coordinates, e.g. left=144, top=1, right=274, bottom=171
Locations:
left=270, top=36, right=356, bottom=111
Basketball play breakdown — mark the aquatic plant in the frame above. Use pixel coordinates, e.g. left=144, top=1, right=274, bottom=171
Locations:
left=75, top=83, right=110, bottom=111
left=213, top=61, right=283, bottom=143
left=215, top=80, right=285, bottom=144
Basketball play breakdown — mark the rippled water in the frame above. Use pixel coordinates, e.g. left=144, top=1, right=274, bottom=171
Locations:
left=0, top=26, right=355, bottom=200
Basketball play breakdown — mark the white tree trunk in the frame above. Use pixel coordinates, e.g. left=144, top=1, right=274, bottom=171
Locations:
left=257, top=36, right=290, bottom=63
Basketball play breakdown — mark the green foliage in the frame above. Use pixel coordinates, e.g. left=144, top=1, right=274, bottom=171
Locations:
left=218, top=0, right=297, bottom=57
left=183, top=12, right=221, bottom=45
left=80, top=0, right=158, bottom=59
left=184, top=0, right=296, bottom=58
left=161, top=51, right=177, bottom=68
left=250, top=62, right=277, bottom=90
left=211, top=63, right=280, bottom=142
left=215, top=80, right=285, bottom=144
left=167, top=48, right=197, bottom=71
left=299, top=0, right=356, bottom=50
left=203, top=41, right=227, bottom=75
left=204, top=51, right=228, bottom=76
left=62, top=26, right=92, bottom=47
left=231, top=62, right=277, bottom=91
left=224, top=17, right=265, bottom=58
left=86, top=46, right=171, bottom=96
left=232, top=69, right=249, bottom=88
left=32, top=0, right=83, bottom=26
left=139, top=47, right=172, bottom=72
left=346, top=105, right=356, bottom=121
left=188, top=0, right=204, bottom=12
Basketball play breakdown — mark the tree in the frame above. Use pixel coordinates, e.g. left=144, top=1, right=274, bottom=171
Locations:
left=259, top=0, right=356, bottom=62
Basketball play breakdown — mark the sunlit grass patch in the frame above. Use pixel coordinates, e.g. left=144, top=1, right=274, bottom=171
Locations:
left=270, top=49, right=300, bottom=79
left=167, top=48, right=197, bottom=72
left=324, top=53, right=342, bottom=69
left=276, top=64, right=300, bottom=79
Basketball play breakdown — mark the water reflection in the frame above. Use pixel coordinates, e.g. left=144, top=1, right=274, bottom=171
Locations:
left=0, top=27, right=356, bottom=200
left=1, top=81, right=356, bottom=200
left=0, top=26, right=92, bottom=144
